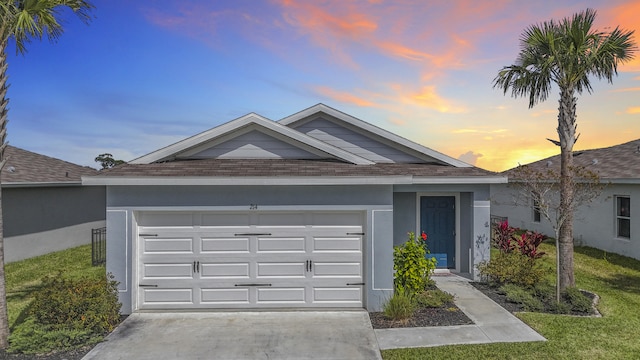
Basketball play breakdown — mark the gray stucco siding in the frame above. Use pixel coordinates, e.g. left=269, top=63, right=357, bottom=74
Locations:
left=3, top=186, right=105, bottom=237
left=107, top=185, right=392, bottom=208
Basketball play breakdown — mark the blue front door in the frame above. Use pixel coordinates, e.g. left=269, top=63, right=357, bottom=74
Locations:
left=420, top=196, right=455, bottom=269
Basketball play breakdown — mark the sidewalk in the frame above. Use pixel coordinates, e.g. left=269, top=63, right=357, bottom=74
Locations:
left=375, top=274, right=546, bottom=350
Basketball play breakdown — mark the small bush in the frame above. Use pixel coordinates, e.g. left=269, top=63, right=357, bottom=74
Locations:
left=563, top=287, right=593, bottom=313
left=30, top=273, right=121, bottom=335
left=516, top=231, right=547, bottom=259
left=393, top=232, right=437, bottom=293
left=550, top=301, right=572, bottom=314
left=494, top=220, right=517, bottom=253
left=478, top=251, right=549, bottom=287
left=383, top=286, right=415, bottom=321
left=500, top=284, right=544, bottom=311
left=415, top=289, right=454, bottom=308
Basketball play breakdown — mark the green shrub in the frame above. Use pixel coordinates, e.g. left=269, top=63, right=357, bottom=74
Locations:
left=383, top=286, right=415, bottom=321
left=415, top=289, right=454, bottom=308
left=393, top=232, right=437, bottom=293
left=550, top=301, right=572, bottom=314
left=563, top=287, right=593, bottom=313
left=8, top=319, right=102, bottom=354
left=29, top=273, right=121, bottom=335
left=500, top=284, right=544, bottom=311
left=478, top=251, right=549, bottom=287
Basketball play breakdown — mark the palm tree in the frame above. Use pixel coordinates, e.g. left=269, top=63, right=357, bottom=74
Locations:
left=0, top=0, right=93, bottom=348
left=494, top=8, right=635, bottom=294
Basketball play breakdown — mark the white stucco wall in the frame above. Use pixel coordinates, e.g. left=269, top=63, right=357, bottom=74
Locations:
left=491, top=183, right=640, bottom=260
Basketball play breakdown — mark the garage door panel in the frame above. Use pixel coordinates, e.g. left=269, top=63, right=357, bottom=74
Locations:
left=257, top=262, right=306, bottom=278
left=313, top=236, right=361, bottom=252
left=143, top=238, right=194, bottom=254
left=257, top=287, right=306, bottom=303
left=200, top=263, right=250, bottom=278
left=200, top=288, right=250, bottom=304
left=142, top=288, right=193, bottom=304
left=257, top=212, right=306, bottom=226
left=313, top=288, right=362, bottom=303
left=201, top=237, right=250, bottom=253
left=257, top=237, right=305, bottom=252
left=143, top=263, right=194, bottom=279
left=313, top=262, right=361, bottom=277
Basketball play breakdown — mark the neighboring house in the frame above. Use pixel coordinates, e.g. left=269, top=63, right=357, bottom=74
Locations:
left=2, top=146, right=106, bottom=262
left=491, top=138, right=640, bottom=260
left=83, top=104, right=505, bottom=313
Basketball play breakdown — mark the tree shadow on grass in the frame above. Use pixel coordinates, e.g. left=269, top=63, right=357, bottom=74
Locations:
left=574, top=246, right=640, bottom=295
left=7, top=282, right=45, bottom=331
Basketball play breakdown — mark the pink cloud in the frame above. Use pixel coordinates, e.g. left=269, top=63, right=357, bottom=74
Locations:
left=314, top=86, right=375, bottom=107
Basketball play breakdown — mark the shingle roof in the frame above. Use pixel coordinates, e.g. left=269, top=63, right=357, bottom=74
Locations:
left=98, top=158, right=496, bottom=178
left=2, top=146, right=98, bottom=185
left=505, top=138, right=640, bottom=180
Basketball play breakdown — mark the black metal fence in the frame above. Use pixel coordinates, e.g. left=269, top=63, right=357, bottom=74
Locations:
left=92, top=227, right=107, bottom=266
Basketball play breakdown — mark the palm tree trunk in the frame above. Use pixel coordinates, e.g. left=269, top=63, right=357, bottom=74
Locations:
left=0, top=38, right=10, bottom=349
left=557, top=86, right=577, bottom=292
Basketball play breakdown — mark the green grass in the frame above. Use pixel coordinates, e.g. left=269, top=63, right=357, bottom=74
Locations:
left=382, top=242, right=640, bottom=359
left=5, top=244, right=105, bottom=331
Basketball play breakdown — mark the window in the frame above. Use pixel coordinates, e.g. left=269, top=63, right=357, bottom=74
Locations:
left=616, top=196, right=631, bottom=239
left=532, top=198, right=541, bottom=223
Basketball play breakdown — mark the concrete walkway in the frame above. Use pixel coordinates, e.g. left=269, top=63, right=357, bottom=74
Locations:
left=375, top=274, right=546, bottom=350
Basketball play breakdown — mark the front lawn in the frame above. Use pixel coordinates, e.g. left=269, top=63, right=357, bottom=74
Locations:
left=382, top=242, right=640, bottom=359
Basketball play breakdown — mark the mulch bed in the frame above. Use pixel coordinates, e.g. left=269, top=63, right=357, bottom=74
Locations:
left=369, top=302, right=473, bottom=329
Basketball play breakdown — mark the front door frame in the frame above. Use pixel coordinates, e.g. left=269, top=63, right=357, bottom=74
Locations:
left=415, top=192, right=460, bottom=272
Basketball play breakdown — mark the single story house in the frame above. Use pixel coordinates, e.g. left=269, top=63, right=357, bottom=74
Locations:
left=2, top=145, right=106, bottom=262
left=491, top=138, right=640, bottom=259
left=83, top=104, right=506, bottom=313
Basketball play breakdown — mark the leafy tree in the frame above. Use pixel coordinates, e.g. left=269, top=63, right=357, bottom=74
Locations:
left=505, top=164, right=605, bottom=299
left=95, top=153, right=125, bottom=169
left=493, top=8, right=636, bottom=292
left=0, top=0, right=94, bottom=349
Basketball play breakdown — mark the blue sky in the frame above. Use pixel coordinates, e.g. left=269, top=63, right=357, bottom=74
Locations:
left=5, top=0, right=639, bottom=171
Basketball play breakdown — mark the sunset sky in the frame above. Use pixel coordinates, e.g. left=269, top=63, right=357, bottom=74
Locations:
left=5, top=0, right=639, bottom=171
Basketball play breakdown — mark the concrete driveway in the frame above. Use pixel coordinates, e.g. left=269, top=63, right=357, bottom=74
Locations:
left=83, top=311, right=382, bottom=360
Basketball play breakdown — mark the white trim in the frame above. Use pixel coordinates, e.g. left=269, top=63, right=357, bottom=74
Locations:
left=416, top=192, right=461, bottom=273
left=279, top=103, right=473, bottom=168
left=412, top=176, right=507, bottom=184
left=129, top=112, right=373, bottom=165
left=83, top=175, right=506, bottom=186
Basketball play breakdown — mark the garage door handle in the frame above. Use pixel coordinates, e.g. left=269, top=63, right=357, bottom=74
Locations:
left=234, top=283, right=272, bottom=287
left=139, top=284, right=158, bottom=288
left=346, top=282, right=365, bottom=286
left=234, top=233, right=272, bottom=236
left=347, top=232, right=365, bottom=235
left=139, top=234, right=158, bottom=237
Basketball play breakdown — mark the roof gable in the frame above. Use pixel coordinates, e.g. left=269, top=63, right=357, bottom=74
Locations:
left=279, top=104, right=472, bottom=167
left=130, top=113, right=374, bottom=165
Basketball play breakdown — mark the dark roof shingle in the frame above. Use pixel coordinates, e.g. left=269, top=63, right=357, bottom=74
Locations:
left=2, top=146, right=98, bottom=185
left=97, top=158, right=497, bottom=178
left=504, top=138, right=640, bottom=180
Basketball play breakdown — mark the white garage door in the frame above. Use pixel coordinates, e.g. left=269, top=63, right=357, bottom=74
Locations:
left=136, top=211, right=364, bottom=310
